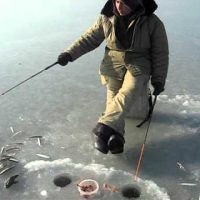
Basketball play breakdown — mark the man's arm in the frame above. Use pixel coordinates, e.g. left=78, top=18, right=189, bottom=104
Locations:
left=150, top=15, right=169, bottom=92
left=65, top=16, right=105, bottom=61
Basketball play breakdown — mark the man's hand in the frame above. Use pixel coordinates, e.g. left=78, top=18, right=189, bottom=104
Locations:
left=152, top=82, right=164, bottom=96
left=57, top=52, right=72, bottom=66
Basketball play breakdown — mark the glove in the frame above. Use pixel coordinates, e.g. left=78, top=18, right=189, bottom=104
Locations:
left=152, top=82, right=164, bottom=96
left=57, top=52, right=72, bottom=66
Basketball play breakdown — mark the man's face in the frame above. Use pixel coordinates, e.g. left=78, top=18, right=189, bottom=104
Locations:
left=115, top=0, right=132, bottom=16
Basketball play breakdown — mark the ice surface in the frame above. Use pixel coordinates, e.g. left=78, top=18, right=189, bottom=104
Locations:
left=0, top=0, right=200, bottom=199
left=23, top=158, right=170, bottom=200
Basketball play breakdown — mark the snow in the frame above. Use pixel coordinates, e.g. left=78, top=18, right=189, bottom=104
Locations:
left=24, top=158, right=170, bottom=200
left=158, top=95, right=200, bottom=109
left=40, top=190, right=48, bottom=197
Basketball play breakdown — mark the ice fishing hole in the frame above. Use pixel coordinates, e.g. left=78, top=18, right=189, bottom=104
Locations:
left=121, top=184, right=141, bottom=199
left=53, top=173, right=72, bottom=187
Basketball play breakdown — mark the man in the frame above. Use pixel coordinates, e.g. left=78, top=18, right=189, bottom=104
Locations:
left=57, top=0, right=169, bottom=154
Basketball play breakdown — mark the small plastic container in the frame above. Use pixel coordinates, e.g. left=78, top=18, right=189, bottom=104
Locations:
left=77, top=179, right=99, bottom=198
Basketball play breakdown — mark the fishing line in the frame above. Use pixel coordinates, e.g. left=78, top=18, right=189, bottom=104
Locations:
left=0, top=62, right=58, bottom=96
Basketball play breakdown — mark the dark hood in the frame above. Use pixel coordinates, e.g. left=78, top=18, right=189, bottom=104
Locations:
left=101, top=0, right=158, bottom=17
left=142, top=0, right=158, bottom=15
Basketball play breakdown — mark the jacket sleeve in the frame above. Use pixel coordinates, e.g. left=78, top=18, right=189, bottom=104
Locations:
left=65, top=16, right=105, bottom=61
left=150, top=16, right=169, bottom=87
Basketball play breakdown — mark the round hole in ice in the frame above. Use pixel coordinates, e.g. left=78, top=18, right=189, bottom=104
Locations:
left=53, top=173, right=72, bottom=187
left=121, top=184, right=141, bottom=198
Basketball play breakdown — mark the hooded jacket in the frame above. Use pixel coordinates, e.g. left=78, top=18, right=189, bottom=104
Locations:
left=65, top=0, right=169, bottom=86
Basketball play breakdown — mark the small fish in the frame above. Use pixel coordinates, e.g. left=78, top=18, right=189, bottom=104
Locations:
left=7, top=142, right=24, bottom=146
left=30, top=136, right=42, bottom=139
left=5, top=175, right=19, bottom=188
left=0, top=165, right=15, bottom=175
left=1, top=155, right=16, bottom=160
left=10, top=127, right=14, bottom=133
left=9, top=158, right=19, bottom=163
left=0, top=156, right=11, bottom=162
left=179, top=183, right=197, bottom=186
left=36, top=154, right=50, bottom=159
left=1, top=156, right=19, bottom=163
left=11, top=131, right=22, bottom=138
left=177, top=162, right=186, bottom=171
left=103, top=183, right=119, bottom=192
left=0, top=163, right=6, bottom=170
left=5, top=152, right=18, bottom=157
left=14, top=142, right=24, bottom=145
left=5, top=147, right=20, bottom=152
left=38, top=138, right=41, bottom=146
left=1, top=147, right=5, bottom=155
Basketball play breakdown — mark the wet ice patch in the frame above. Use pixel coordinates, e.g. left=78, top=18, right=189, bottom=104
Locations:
left=24, top=158, right=170, bottom=200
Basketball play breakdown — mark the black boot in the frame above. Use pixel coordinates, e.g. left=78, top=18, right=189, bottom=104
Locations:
left=107, top=133, right=125, bottom=154
left=92, top=123, right=115, bottom=154
left=94, top=136, right=109, bottom=154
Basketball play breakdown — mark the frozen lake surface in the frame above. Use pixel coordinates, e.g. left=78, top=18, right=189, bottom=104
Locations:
left=0, top=0, right=200, bottom=199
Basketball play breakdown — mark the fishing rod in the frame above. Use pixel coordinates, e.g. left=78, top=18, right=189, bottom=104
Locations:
left=119, top=95, right=158, bottom=199
left=0, top=62, right=58, bottom=96
left=134, top=95, right=157, bottom=181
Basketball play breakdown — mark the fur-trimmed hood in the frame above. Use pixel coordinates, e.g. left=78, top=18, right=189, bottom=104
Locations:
left=101, top=0, right=158, bottom=17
